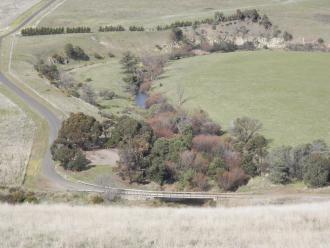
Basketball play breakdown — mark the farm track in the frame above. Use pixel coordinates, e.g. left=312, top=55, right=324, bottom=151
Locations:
left=0, top=0, right=328, bottom=201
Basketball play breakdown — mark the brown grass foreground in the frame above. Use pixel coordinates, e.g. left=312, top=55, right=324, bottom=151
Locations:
left=1, top=202, right=330, bottom=247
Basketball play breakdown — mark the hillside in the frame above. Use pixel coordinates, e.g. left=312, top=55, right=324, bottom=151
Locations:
left=155, top=51, right=330, bottom=146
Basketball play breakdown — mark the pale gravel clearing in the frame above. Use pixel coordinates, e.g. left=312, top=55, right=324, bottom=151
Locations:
left=0, top=91, right=35, bottom=186
left=0, top=202, right=330, bottom=247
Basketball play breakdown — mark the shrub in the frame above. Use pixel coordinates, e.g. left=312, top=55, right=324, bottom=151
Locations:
left=283, top=31, right=293, bottom=41
left=303, top=154, right=330, bottom=187
left=34, top=60, right=60, bottom=82
left=208, top=157, right=226, bottom=178
left=192, top=173, right=209, bottom=191
left=147, top=112, right=177, bottom=138
left=217, top=167, right=249, bottom=191
left=66, top=150, right=91, bottom=171
left=94, top=53, right=104, bottom=59
left=89, top=194, right=104, bottom=204
left=192, top=135, right=222, bottom=154
left=145, top=93, right=166, bottom=109
left=171, top=28, right=184, bottom=42
left=108, top=52, right=116, bottom=58
left=99, top=90, right=116, bottom=100
left=268, top=147, right=292, bottom=184
left=211, top=41, right=238, bottom=53
left=55, top=112, right=102, bottom=150
left=65, top=43, right=89, bottom=61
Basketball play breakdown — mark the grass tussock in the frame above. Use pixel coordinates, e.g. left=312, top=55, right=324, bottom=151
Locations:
left=0, top=202, right=330, bottom=247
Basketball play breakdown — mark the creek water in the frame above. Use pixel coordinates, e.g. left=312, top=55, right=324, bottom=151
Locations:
left=135, top=92, right=148, bottom=109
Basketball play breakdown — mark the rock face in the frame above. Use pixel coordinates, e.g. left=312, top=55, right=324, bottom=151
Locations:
left=182, top=19, right=287, bottom=50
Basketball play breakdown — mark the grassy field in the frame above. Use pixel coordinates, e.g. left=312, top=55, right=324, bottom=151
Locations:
left=155, top=51, right=330, bottom=146
left=37, top=0, right=330, bottom=41
left=0, top=0, right=40, bottom=29
left=1, top=202, right=330, bottom=247
left=11, top=31, right=171, bottom=116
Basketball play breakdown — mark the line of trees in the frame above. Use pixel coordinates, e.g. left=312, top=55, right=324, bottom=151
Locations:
left=156, top=9, right=272, bottom=31
left=129, top=26, right=145, bottom=32
left=99, top=25, right=125, bottom=32
left=66, top=26, right=91, bottom=34
left=21, top=26, right=91, bottom=36
left=21, top=27, right=65, bottom=36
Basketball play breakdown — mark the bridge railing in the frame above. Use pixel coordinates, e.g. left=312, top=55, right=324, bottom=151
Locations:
left=76, top=180, right=251, bottom=200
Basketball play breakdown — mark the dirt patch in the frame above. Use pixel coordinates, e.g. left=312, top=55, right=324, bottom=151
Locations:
left=85, top=149, right=119, bottom=166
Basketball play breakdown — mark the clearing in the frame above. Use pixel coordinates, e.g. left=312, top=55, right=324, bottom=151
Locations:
left=155, top=51, right=330, bottom=146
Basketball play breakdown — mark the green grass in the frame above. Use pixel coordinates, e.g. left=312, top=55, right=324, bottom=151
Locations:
left=64, top=165, right=114, bottom=185
left=37, top=0, right=330, bottom=41
left=38, top=0, right=268, bottom=28
left=12, top=31, right=170, bottom=116
left=155, top=51, right=330, bottom=146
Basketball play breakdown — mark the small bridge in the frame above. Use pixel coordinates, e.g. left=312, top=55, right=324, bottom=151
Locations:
left=77, top=181, right=249, bottom=201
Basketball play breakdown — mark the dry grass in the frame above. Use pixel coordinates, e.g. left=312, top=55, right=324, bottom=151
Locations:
left=0, top=90, right=35, bottom=186
left=0, top=202, right=330, bottom=247
left=0, top=0, right=40, bottom=29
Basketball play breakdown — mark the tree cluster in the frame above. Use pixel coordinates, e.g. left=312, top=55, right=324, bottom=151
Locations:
left=21, top=27, right=64, bottom=36
left=156, top=9, right=271, bottom=31
left=51, top=113, right=103, bottom=171
left=99, top=25, right=125, bottom=32
left=64, top=43, right=89, bottom=61
left=66, top=26, right=91, bottom=34
left=268, top=141, right=330, bottom=187
left=34, top=60, right=60, bottom=82
left=109, top=95, right=269, bottom=191
left=21, top=26, right=91, bottom=36
left=129, top=26, right=145, bottom=32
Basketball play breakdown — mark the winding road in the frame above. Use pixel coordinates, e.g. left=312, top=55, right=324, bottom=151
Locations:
left=0, top=0, right=96, bottom=191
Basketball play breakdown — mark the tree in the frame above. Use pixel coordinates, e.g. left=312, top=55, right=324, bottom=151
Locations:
left=230, top=117, right=268, bottom=176
left=66, top=150, right=91, bottom=171
left=303, top=154, right=330, bottom=187
left=118, top=142, right=147, bottom=183
left=268, top=147, right=292, bottom=184
left=171, top=28, right=184, bottom=42
left=283, top=31, right=293, bottom=41
left=51, top=143, right=90, bottom=171
left=56, top=112, right=102, bottom=150
left=65, top=43, right=89, bottom=61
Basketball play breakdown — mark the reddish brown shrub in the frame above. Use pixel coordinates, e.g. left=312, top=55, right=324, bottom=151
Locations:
left=148, top=111, right=177, bottom=138
left=179, top=150, right=196, bottom=170
left=145, top=93, right=166, bottom=109
left=191, top=110, right=222, bottom=135
left=192, top=152, right=209, bottom=174
left=192, top=173, right=209, bottom=191
left=192, top=135, right=222, bottom=154
left=223, top=151, right=242, bottom=169
left=217, top=167, right=249, bottom=191
left=139, top=81, right=152, bottom=93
